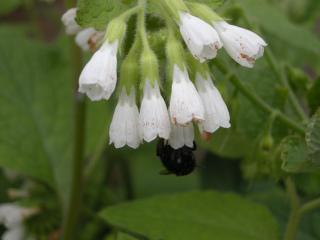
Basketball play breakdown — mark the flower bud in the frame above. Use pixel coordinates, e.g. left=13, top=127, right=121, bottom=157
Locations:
left=106, top=18, right=127, bottom=43
left=140, top=48, right=159, bottom=85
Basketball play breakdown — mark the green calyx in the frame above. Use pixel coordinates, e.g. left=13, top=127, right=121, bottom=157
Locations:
left=187, top=54, right=210, bottom=81
left=160, top=0, right=189, bottom=22
left=140, top=47, right=159, bottom=87
left=166, top=29, right=185, bottom=76
left=120, top=39, right=141, bottom=93
left=106, top=18, right=127, bottom=44
left=186, top=2, right=223, bottom=23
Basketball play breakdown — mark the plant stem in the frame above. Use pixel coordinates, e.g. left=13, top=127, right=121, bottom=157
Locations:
left=214, top=61, right=305, bottom=134
left=137, top=0, right=149, bottom=48
left=239, top=13, right=308, bottom=121
left=300, top=197, right=320, bottom=215
left=63, top=1, right=86, bottom=239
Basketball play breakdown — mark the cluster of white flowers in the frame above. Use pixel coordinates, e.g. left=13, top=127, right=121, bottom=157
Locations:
left=62, top=1, right=266, bottom=150
left=0, top=204, right=36, bottom=240
left=61, top=8, right=105, bottom=51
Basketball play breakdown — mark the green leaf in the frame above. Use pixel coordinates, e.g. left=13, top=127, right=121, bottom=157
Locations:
left=0, top=0, right=23, bottom=15
left=100, top=191, right=279, bottom=240
left=117, top=232, right=137, bottom=240
left=193, top=0, right=225, bottom=9
left=306, top=109, right=320, bottom=163
left=76, top=0, right=132, bottom=29
left=307, top=77, right=320, bottom=114
left=280, top=135, right=315, bottom=173
left=0, top=26, right=73, bottom=208
left=237, top=0, right=320, bottom=55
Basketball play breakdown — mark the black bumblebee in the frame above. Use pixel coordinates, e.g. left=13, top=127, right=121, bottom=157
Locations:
left=156, top=139, right=197, bottom=176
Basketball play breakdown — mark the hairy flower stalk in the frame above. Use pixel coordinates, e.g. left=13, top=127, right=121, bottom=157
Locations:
left=196, top=73, right=231, bottom=133
left=109, top=87, right=141, bottom=149
left=213, top=21, right=267, bottom=68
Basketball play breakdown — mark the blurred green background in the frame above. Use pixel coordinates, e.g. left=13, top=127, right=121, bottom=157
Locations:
left=0, top=0, right=319, bottom=239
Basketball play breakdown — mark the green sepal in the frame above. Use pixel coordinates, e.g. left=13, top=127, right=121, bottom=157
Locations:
left=186, top=2, right=223, bottom=23
left=119, top=37, right=141, bottom=94
left=106, top=18, right=127, bottom=44
left=165, top=29, right=185, bottom=78
left=160, top=0, right=189, bottom=22
left=187, top=54, right=210, bottom=81
left=140, top=47, right=160, bottom=88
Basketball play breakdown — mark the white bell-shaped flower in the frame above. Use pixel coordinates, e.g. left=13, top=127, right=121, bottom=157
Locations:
left=139, top=80, right=171, bottom=142
left=0, top=204, right=26, bottom=228
left=168, top=123, right=194, bottom=149
left=79, top=41, right=118, bottom=101
left=61, top=8, right=81, bottom=35
left=213, top=21, right=267, bottom=68
left=179, top=12, right=222, bottom=63
left=169, top=65, right=205, bottom=125
left=109, top=87, right=141, bottom=149
left=196, top=73, right=230, bottom=133
left=75, top=28, right=104, bottom=51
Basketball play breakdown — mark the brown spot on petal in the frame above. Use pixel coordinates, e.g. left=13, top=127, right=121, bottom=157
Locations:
left=240, top=53, right=255, bottom=64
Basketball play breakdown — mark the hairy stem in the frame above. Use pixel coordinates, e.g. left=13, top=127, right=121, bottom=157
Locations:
left=214, top=61, right=305, bottom=134
left=63, top=1, right=86, bottom=239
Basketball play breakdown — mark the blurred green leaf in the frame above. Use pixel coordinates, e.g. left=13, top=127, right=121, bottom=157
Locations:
left=0, top=0, right=23, bottom=16
left=194, top=0, right=225, bottom=8
left=76, top=0, right=132, bottom=29
left=237, top=0, right=320, bottom=55
left=117, top=232, right=137, bottom=240
left=308, top=77, right=320, bottom=114
left=306, top=109, right=320, bottom=163
left=280, top=135, right=315, bottom=173
left=100, top=191, right=279, bottom=240
left=0, top=26, right=72, bottom=208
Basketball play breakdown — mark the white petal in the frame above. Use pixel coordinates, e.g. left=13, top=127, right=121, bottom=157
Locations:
left=168, top=123, right=194, bottom=149
left=213, top=21, right=267, bottom=68
left=169, top=65, right=205, bottom=125
left=196, top=73, right=230, bottom=133
left=75, top=28, right=105, bottom=51
left=139, top=81, right=171, bottom=142
left=109, top=88, right=141, bottom=149
left=179, top=12, right=222, bottom=62
left=79, top=41, right=118, bottom=101
left=61, top=8, right=81, bottom=35
left=0, top=204, right=24, bottom=228
left=3, top=225, right=25, bottom=240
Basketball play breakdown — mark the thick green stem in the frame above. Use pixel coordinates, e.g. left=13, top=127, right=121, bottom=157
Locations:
left=137, top=0, right=149, bottom=48
left=214, top=61, right=305, bottom=134
left=63, top=1, right=86, bottom=239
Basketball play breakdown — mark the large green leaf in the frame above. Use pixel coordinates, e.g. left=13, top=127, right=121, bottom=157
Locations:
left=0, top=26, right=73, bottom=208
left=237, top=0, right=320, bottom=55
left=0, top=0, right=23, bottom=15
left=100, top=191, right=279, bottom=240
left=76, top=0, right=132, bottom=29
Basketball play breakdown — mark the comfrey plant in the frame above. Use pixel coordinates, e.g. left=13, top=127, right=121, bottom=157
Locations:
left=62, top=0, right=266, bottom=175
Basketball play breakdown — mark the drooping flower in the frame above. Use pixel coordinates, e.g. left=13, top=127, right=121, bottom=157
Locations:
left=109, top=87, right=141, bottom=149
left=168, top=123, right=194, bottom=149
left=169, top=65, right=205, bottom=125
left=61, top=8, right=81, bottom=35
left=0, top=204, right=37, bottom=240
left=179, top=12, right=222, bottom=63
left=139, top=81, right=171, bottom=142
left=78, top=41, right=118, bottom=101
left=213, top=21, right=267, bottom=68
left=195, top=73, right=230, bottom=133
left=75, top=28, right=105, bottom=51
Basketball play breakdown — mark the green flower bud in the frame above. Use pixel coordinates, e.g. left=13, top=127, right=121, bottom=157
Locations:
left=165, top=30, right=185, bottom=75
left=260, top=134, right=274, bottom=152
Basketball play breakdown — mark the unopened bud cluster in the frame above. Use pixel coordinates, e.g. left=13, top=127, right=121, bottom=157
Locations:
left=61, top=0, right=267, bottom=150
